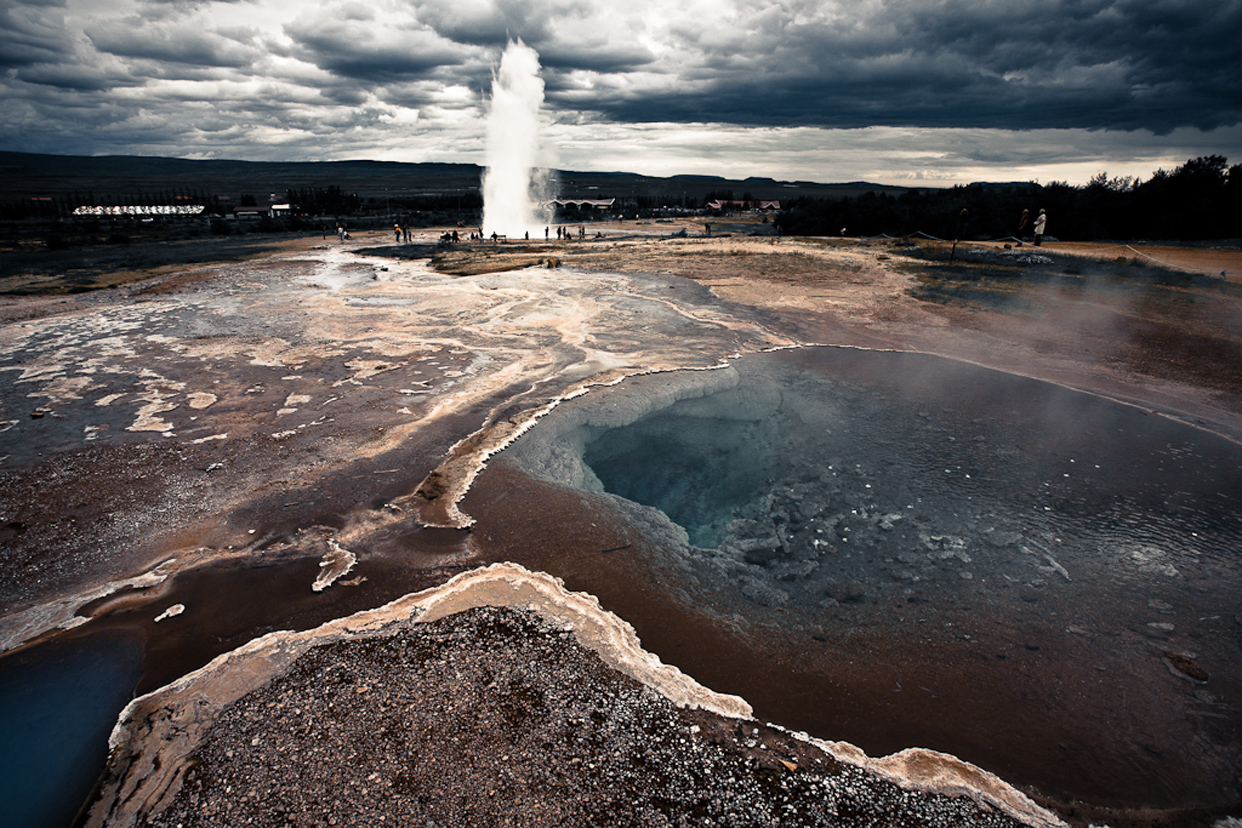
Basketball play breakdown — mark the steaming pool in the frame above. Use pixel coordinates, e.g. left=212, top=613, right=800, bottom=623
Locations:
left=502, top=345, right=1242, bottom=812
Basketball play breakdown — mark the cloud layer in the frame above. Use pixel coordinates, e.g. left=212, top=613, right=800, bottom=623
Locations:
left=1, top=0, right=1239, bottom=184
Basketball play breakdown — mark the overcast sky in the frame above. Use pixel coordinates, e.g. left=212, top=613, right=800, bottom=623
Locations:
left=3, top=0, right=1240, bottom=186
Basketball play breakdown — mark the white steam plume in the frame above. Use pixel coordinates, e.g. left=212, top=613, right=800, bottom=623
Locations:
left=482, top=40, right=552, bottom=239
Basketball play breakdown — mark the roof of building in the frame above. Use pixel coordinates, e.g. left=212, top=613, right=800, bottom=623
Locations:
left=545, top=198, right=617, bottom=208
left=706, top=200, right=780, bottom=211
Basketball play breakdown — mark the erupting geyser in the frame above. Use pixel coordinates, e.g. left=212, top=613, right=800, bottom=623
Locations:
left=482, top=40, right=551, bottom=239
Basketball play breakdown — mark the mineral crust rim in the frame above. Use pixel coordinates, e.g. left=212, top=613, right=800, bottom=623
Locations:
left=86, top=561, right=1065, bottom=828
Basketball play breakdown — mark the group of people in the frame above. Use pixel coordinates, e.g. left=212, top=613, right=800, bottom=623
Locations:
left=1017, top=208, right=1048, bottom=246
left=549, top=225, right=589, bottom=240
left=348, top=222, right=612, bottom=245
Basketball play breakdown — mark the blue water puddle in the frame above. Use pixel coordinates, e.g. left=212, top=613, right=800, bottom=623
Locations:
left=0, top=630, right=144, bottom=828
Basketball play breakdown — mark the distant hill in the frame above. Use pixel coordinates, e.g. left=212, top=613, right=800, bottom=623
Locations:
left=554, top=170, right=907, bottom=203
left=0, top=152, right=483, bottom=202
left=0, top=151, right=904, bottom=204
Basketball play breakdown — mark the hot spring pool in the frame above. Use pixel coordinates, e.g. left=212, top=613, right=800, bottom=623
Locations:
left=503, top=345, right=1242, bottom=811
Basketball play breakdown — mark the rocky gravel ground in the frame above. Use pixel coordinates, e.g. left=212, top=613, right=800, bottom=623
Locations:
left=147, top=606, right=1029, bottom=828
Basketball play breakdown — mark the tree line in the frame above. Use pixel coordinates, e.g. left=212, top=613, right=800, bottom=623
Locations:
left=775, top=156, right=1241, bottom=242
left=5, top=155, right=1237, bottom=241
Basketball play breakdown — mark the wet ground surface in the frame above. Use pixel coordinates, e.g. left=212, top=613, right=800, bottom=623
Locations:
left=0, top=233, right=305, bottom=297
left=2, top=228, right=1241, bottom=827
left=0, top=238, right=791, bottom=610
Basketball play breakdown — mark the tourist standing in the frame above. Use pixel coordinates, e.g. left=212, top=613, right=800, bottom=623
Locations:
left=1034, top=209, right=1047, bottom=246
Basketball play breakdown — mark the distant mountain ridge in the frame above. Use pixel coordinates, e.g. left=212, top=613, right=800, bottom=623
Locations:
left=0, top=151, right=477, bottom=178
left=0, top=151, right=905, bottom=203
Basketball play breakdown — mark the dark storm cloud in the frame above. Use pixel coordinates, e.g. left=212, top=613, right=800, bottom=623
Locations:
left=0, top=0, right=74, bottom=70
left=283, top=11, right=473, bottom=83
left=0, top=0, right=1236, bottom=179
left=12, top=62, right=129, bottom=91
left=86, top=20, right=260, bottom=68
left=408, top=0, right=552, bottom=48
left=537, top=41, right=656, bottom=74
left=553, top=0, right=1242, bottom=133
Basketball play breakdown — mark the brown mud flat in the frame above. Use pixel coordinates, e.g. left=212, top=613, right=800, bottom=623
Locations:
left=2, top=225, right=1241, bottom=828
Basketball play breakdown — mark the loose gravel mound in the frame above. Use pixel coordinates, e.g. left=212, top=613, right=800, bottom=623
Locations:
left=143, top=606, right=1034, bottom=828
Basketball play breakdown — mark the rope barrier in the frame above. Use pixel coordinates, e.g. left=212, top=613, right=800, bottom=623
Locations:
left=1113, top=244, right=1227, bottom=277
left=1031, top=242, right=1227, bottom=277
left=1066, top=244, right=1128, bottom=255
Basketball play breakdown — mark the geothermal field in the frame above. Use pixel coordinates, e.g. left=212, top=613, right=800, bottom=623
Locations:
left=3, top=50, right=1242, bottom=824
left=1, top=221, right=1240, bottom=828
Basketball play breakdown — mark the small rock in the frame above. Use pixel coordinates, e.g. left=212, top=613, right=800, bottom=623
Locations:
left=984, top=530, right=1022, bottom=548
left=1163, top=652, right=1209, bottom=683
left=738, top=576, right=789, bottom=607
left=1140, top=622, right=1175, bottom=639
left=833, top=582, right=867, bottom=604
left=1017, top=585, right=1043, bottom=603
left=733, top=535, right=781, bottom=554
left=154, top=603, right=185, bottom=623
left=877, top=513, right=904, bottom=531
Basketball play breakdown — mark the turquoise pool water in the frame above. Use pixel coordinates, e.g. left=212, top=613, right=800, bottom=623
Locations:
left=0, top=631, right=144, bottom=828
